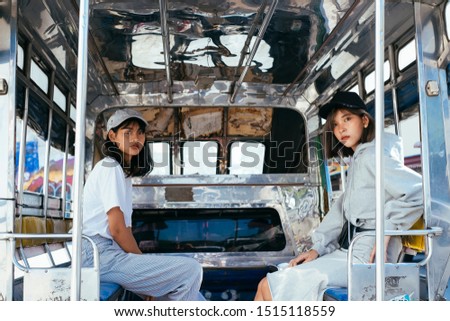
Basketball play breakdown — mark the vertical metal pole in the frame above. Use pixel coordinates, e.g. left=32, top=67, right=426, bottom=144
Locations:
left=172, top=109, right=181, bottom=175
left=388, top=45, right=401, bottom=136
left=42, top=109, right=53, bottom=217
left=340, top=158, right=346, bottom=192
left=357, top=71, right=364, bottom=98
left=44, top=73, right=57, bottom=267
left=16, top=90, right=29, bottom=218
left=159, top=0, right=173, bottom=103
left=16, top=43, right=32, bottom=269
left=61, top=124, right=70, bottom=219
left=16, top=42, right=32, bottom=220
left=71, top=0, right=90, bottom=301
left=0, top=0, right=18, bottom=301
left=375, top=0, right=386, bottom=301
left=43, top=106, right=56, bottom=266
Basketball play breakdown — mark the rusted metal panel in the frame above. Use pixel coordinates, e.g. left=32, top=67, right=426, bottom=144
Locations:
left=228, top=108, right=272, bottom=136
left=181, top=107, right=223, bottom=138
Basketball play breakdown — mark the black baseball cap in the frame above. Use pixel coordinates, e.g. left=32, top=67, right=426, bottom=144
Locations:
left=318, top=91, right=367, bottom=119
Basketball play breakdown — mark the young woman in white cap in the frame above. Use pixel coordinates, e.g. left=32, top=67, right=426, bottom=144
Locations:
left=82, top=108, right=205, bottom=300
left=254, top=91, right=423, bottom=300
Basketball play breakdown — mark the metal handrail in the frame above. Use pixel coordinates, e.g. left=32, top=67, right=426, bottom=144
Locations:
left=347, top=226, right=443, bottom=301
left=72, top=0, right=90, bottom=301
left=0, top=233, right=99, bottom=273
left=229, top=0, right=278, bottom=103
left=229, top=0, right=268, bottom=95
left=159, top=0, right=173, bottom=103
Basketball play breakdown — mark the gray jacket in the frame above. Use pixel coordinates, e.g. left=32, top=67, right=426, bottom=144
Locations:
left=311, top=133, right=423, bottom=257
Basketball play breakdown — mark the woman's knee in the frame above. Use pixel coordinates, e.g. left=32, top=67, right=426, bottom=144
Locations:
left=256, top=277, right=272, bottom=300
left=182, top=258, right=203, bottom=282
left=257, top=277, right=268, bottom=291
left=261, top=277, right=269, bottom=288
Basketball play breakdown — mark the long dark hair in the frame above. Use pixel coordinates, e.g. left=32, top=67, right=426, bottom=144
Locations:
left=323, top=107, right=375, bottom=158
left=102, top=118, right=154, bottom=177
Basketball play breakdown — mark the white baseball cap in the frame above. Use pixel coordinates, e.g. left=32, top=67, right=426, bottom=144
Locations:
left=106, top=109, right=148, bottom=132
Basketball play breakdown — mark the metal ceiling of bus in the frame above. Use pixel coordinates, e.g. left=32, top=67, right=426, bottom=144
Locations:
left=18, top=0, right=422, bottom=120
left=86, top=0, right=357, bottom=100
left=17, top=0, right=363, bottom=106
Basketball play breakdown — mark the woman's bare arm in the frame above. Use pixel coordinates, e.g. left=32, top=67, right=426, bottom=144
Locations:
left=107, top=206, right=142, bottom=254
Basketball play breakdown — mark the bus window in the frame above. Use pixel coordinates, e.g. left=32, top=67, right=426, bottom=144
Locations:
left=385, top=113, right=421, bottom=173
left=15, top=119, right=46, bottom=194
left=398, top=39, right=416, bottom=71
left=30, top=60, right=49, bottom=94
left=399, top=114, right=421, bottom=159
left=365, top=70, right=375, bottom=94
left=148, top=142, right=171, bottom=175
left=132, top=208, right=286, bottom=253
left=384, top=124, right=396, bottom=134
left=446, top=1, right=450, bottom=40
left=65, top=154, right=74, bottom=218
left=229, top=142, right=265, bottom=175
left=14, top=118, right=23, bottom=176
left=182, top=141, right=218, bottom=175
left=348, top=84, right=359, bottom=94
left=17, top=44, right=24, bottom=70
left=48, top=146, right=65, bottom=198
left=364, top=60, right=390, bottom=94
left=70, top=103, right=76, bottom=123
left=53, top=85, right=66, bottom=112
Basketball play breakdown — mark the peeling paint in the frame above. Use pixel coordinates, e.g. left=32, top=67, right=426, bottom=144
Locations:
left=181, top=108, right=223, bottom=138
left=228, top=108, right=272, bottom=136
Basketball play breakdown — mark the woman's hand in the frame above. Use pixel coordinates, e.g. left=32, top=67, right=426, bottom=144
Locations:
left=369, top=236, right=391, bottom=263
left=288, top=249, right=319, bottom=267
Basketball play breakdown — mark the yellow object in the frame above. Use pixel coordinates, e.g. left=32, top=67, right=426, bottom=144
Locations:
left=16, top=216, right=46, bottom=247
left=402, top=218, right=426, bottom=252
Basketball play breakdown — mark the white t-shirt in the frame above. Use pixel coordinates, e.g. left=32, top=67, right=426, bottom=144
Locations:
left=82, top=157, right=133, bottom=239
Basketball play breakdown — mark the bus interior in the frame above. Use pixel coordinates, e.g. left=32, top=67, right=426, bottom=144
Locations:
left=1, top=0, right=450, bottom=301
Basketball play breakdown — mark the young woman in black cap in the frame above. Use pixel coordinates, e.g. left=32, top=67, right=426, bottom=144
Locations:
left=81, top=108, right=205, bottom=300
left=254, top=91, right=423, bottom=300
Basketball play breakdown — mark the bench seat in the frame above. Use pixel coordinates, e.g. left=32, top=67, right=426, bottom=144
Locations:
left=100, top=282, right=123, bottom=301
left=323, top=287, right=348, bottom=301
